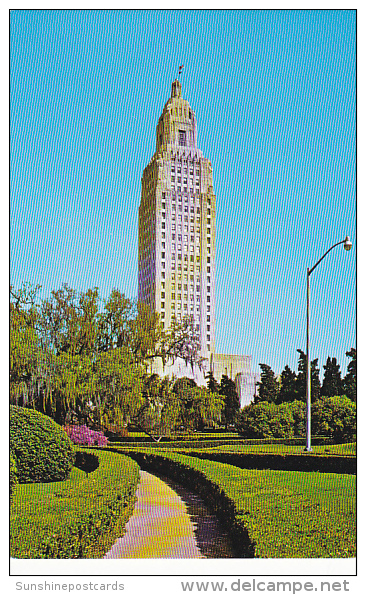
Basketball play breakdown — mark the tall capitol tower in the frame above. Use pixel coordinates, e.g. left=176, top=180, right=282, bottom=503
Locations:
left=138, top=78, right=254, bottom=401
left=138, top=79, right=215, bottom=359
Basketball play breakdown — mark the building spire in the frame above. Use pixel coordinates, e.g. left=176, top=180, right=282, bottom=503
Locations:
left=171, top=79, right=182, bottom=98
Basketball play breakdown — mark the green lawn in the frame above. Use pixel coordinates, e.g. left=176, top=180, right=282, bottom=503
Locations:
left=182, top=442, right=356, bottom=456
left=10, top=449, right=139, bottom=559
left=118, top=449, right=356, bottom=558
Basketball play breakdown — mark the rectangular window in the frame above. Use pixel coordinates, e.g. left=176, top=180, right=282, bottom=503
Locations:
left=179, top=130, right=186, bottom=146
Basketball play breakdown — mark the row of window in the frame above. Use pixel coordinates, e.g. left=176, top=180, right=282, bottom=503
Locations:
left=162, top=196, right=202, bottom=207
left=162, top=193, right=211, bottom=205
left=171, top=166, right=198, bottom=176
left=171, top=176, right=200, bottom=185
left=163, top=206, right=201, bottom=217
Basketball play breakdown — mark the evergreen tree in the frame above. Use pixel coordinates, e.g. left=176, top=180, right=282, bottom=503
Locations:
left=322, top=356, right=343, bottom=397
left=311, top=358, right=321, bottom=402
left=296, top=350, right=307, bottom=401
left=255, top=363, right=279, bottom=403
left=295, top=350, right=321, bottom=402
left=206, top=371, right=220, bottom=394
left=278, top=365, right=297, bottom=403
left=343, top=348, right=356, bottom=402
left=219, top=374, right=240, bottom=428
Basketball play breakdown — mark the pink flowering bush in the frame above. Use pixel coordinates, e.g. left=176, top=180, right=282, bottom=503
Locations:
left=64, top=424, right=108, bottom=447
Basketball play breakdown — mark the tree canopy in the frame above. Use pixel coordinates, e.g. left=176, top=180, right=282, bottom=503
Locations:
left=255, top=363, right=279, bottom=403
left=10, top=283, right=208, bottom=433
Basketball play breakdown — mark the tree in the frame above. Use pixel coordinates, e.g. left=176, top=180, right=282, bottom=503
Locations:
left=322, top=356, right=343, bottom=398
left=206, top=371, right=220, bottom=394
left=219, top=374, right=240, bottom=427
left=295, top=350, right=321, bottom=402
left=310, top=358, right=321, bottom=401
left=10, top=283, right=207, bottom=433
left=129, top=305, right=203, bottom=370
left=98, top=290, right=135, bottom=352
left=172, top=376, right=198, bottom=430
left=95, top=348, right=144, bottom=431
left=312, top=395, right=356, bottom=442
left=10, top=283, right=43, bottom=406
left=343, top=348, right=356, bottom=402
left=278, top=365, right=297, bottom=403
left=296, top=349, right=307, bottom=401
left=171, top=377, right=224, bottom=431
left=255, top=363, right=279, bottom=403
left=189, top=386, right=224, bottom=431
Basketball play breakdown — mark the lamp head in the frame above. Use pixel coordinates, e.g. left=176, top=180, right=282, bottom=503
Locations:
left=344, top=236, right=352, bottom=251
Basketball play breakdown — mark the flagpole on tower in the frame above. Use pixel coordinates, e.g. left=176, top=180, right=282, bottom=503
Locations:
left=178, top=64, right=184, bottom=80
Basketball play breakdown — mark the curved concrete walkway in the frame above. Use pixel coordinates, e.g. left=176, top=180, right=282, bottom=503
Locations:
left=104, top=470, right=204, bottom=559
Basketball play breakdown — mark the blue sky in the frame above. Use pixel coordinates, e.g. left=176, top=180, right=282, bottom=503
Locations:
left=10, top=9, right=356, bottom=378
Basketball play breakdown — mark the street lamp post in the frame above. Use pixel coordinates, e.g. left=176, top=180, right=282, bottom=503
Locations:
left=305, top=235, right=352, bottom=452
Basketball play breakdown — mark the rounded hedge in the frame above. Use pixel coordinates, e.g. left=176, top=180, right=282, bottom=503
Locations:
left=10, top=406, right=75, bottom=483
left=10, top=452, right=18, bottom=501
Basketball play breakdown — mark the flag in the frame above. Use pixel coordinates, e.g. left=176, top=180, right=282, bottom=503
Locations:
left=179, top=65, right=184, bottom=74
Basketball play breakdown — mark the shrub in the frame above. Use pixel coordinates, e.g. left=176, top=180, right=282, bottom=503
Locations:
left=74, top=450, right=99, bottom=474
left=10, top=449, right=139, bottom=559
left=10, top=405, right=75, bottom=483
left=10, top=452, right=18, bottom=501
left=287, top=400, right=306, bottom=437
left=312, top=396, right=356, bottom=442
left=235, top=402, right=294, bottom=438
left=64, top=424, right=108, bottom=447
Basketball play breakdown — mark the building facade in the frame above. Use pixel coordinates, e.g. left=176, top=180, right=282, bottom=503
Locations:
left=138, top=79, right=215, bottom=358
left=138, top=79, right=254, bottom=406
